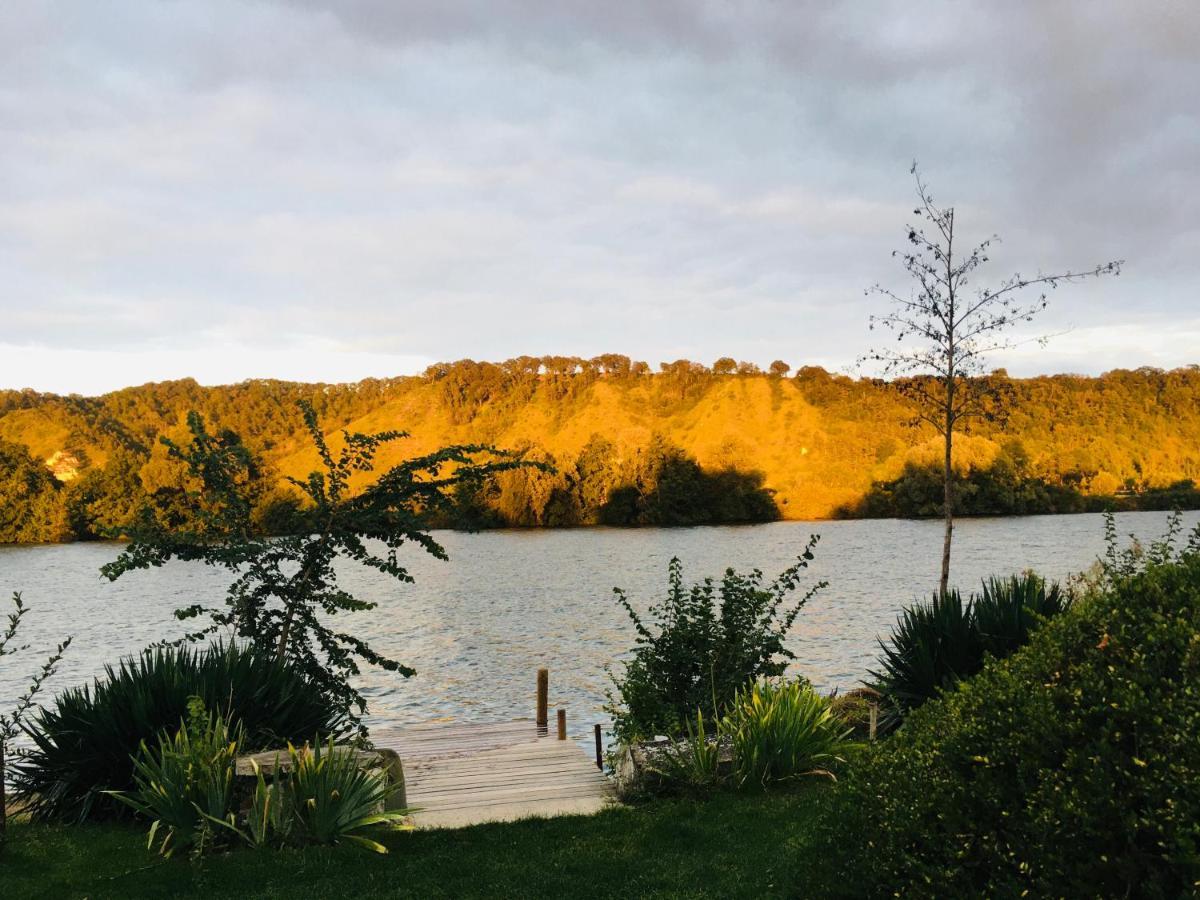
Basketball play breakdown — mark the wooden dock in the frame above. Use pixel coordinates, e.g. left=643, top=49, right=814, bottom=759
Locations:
left=372, top=719, right=614, bottom=829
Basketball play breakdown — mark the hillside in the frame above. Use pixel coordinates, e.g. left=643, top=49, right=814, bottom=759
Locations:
left=2, top=358, right=1198, bottom=542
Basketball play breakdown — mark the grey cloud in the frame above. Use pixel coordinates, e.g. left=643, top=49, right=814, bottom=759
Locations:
left=0, top=1, right=1196, bottom=392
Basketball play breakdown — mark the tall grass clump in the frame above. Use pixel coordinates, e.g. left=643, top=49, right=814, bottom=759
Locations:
left=723, top=680, right=854, bottom=788
left=15, top=642, right=347, bottom=823
left=112, top=698, right=242, bottom=858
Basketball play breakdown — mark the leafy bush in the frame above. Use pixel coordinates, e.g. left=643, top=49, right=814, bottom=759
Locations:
left=822, top=550, right=1200, bottom=897
left=14, top=642, right=347, bottom=823
left=259, top=739, right=409, bottom=854
left=113, top=698, right=241, bottom=858
left=646, top=680, right=854, bottom=794
left=606, top=538, right=826, bottom=742
left=869, top=571, right=1066, bottom=724
left=723, top=680, right=853, bottom=789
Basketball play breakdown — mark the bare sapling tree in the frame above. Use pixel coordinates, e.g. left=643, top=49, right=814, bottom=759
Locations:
left=0, top=593, right=70, bottom=844
left=864, top=164, right=1121, bottom=597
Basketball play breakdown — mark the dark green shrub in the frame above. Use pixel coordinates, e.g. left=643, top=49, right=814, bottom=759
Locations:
left=869, top=588, right=979, bottom=721
left=869, top=571, right=1066, bottom=724
left=974, top=572, right=1070, bottom=657
left=14, top=642, right=348, bottom=823
left=112, top=698, right=242, bottom=858
left=723, top=680, right=853, bottom=789
left=606, top=537, right=826, bottom=742
left=822, top=552, right=1200, bottom=898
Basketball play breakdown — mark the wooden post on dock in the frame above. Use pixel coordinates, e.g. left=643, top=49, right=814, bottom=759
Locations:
left=557, top=709, right=567, bottom=741
left=594, top=723, right=603, bottom=769
left=536, top=668, right=549, bottom=731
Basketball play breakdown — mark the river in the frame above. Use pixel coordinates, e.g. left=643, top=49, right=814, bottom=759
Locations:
left=1, top=511, right=1194, bottom=741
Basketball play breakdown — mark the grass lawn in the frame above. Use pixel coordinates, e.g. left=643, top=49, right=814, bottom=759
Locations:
left=2, top=788, right=836, bottom=899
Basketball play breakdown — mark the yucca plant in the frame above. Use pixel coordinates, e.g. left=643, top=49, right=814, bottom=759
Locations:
left=974, top=573, right=1069, bottom=657
left=275, top=739, right=411, bottom=853
left=722, top=680, right=854, bottom=789
left=869, top=589, right=980, bottom=723
left=14, top=641, right=347, bottom=822
left=110, top=699, right=242, bottom=858
left=870, top=572, right=1069, bottom=728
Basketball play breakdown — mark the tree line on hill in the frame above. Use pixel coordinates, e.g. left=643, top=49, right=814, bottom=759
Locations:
left=1, top=360, right=1198, bottom=543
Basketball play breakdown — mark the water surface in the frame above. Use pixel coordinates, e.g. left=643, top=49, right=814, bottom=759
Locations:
left=1, top=511, right=1194, bottom=740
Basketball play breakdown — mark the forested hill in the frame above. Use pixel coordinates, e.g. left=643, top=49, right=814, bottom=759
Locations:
left=2, top=358, right=1199, bottom=542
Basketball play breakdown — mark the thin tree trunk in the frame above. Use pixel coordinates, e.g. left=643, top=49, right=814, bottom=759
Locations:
left=1, top=741, right=7, bottom=841
left=940, top=208, right=956, bottom=598
left=940, top=423, right=954, bottom=597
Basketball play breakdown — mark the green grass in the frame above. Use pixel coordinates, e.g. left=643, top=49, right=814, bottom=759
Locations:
left=2, top=789, right=834, bottom=899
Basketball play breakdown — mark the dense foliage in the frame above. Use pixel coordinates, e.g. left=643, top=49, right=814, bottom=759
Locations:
left=722, top=680, right=853, bottom=788
left=14, top=642, right=347, bottom=823
left=115, top=702, right=407, bottom=859
left=114, top=698, right=243, bottom=858
left=222, top=739, right=408, bottom=854
left=100, top=401, right=533, bottom=729
left=2, top=363, right=1198, bottom=542
left=824, top=535, right=1200, bottom=897
left=606, top=539, right=826, bottom=742
left=650, top=680, right=854, bottom=793
left=440, top=433, right=778, bottom=528
left=868, top=572, right=1068, bottom=724
left=0, top=440, right=71, bottom=542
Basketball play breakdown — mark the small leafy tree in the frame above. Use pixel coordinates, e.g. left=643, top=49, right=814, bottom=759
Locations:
left=0, top=593, right=70, bottom=843
left=102, top=400, right=538, bottom=734
left=606, top=537, right=826, bottom=742
left=864, top=163, right=1121, bottom=596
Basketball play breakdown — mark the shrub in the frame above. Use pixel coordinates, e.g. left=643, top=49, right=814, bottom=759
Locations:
left=264, top=739, right=409, bottom=854
left=869, top=571, right=1066, bottom=725
left=821, top=551, right=1200, bottom=897
left=112, top=698, right=242, bottom=858
left=723, top=680, right=853, bottom=789
left=974, top=572, right=1070, bottom=657
left=645, top=680, right=855, bottom=795
left=606, top=538, right=826, bottom=742
left=14, top=642, right=348, bottom=823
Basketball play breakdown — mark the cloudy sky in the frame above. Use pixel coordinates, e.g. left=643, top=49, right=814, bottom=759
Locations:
left=2, top=1, right=1197, bottom=394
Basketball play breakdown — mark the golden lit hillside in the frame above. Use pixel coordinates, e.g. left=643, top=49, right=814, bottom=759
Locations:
left=3, top=360, right=1196, bottom=538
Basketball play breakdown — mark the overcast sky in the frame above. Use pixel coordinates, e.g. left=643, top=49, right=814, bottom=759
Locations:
left=2, top=1, right=1197, bottom=394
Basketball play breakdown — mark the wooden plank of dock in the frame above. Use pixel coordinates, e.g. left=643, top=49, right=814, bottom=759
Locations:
left=372, top=719, right=614, bottom=829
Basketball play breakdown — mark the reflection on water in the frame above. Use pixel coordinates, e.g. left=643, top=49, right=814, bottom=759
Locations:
left=1, top=511, right=1195, bottom=739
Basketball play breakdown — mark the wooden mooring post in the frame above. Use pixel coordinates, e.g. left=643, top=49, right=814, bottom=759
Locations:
left=594, top=723, right=603, bottom=769
left=557, top=709, right=567, bottom=741
left=536, top=668, right=549, bottom=732
left=868, top=703, right=879, bottom=741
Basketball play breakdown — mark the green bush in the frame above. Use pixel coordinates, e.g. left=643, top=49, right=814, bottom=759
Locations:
left=606, top=538, right=826, bottom=742
left=869, top=571, right=1066, bottom=724
left=112, top=698, right=242, bottom=858
left=723, top=680, right=853, bottom=789
left=15, top=642, right=348, bottom=823
left=974, top=573, right=1070, bottom=657
left=256, top=739, right=409, bottom=854
left=822, top=552, right=1200, bottom=898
